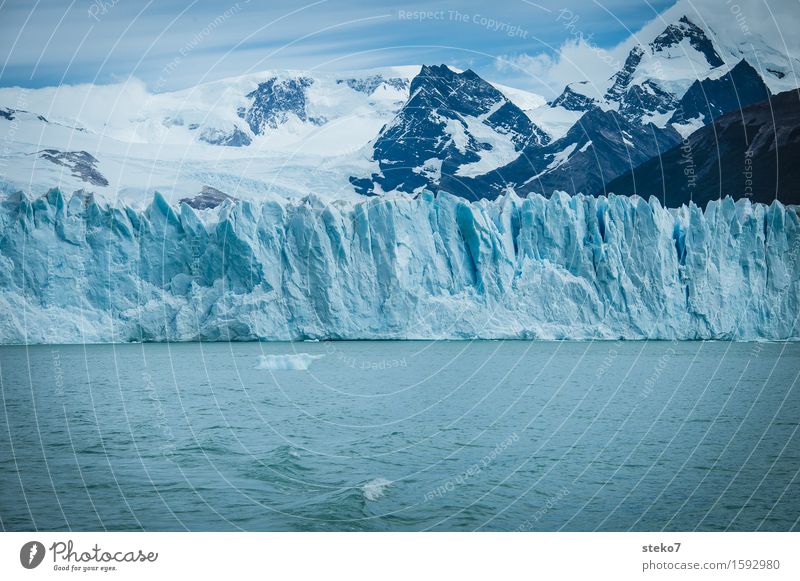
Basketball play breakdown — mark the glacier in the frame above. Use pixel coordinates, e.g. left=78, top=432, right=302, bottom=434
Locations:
left=0, top=189, right=798, bottom=344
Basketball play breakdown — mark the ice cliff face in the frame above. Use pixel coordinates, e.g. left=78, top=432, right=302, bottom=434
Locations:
left=0, top=189, right=798, bottom=343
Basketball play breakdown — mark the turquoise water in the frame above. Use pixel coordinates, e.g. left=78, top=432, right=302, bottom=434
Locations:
left=1, top=341, right=798, bottom=531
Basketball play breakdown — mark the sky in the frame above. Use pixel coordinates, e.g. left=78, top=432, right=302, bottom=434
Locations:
left=1, top=0, right=678, bottom=97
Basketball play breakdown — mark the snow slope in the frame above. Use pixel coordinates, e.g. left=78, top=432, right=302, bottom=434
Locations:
left=0, top=66, right=543, bottom=154
left=0, top=68, right=417, bottom=152
left=1, top=189, right=797, bottom=343
left=0, top=66, right=545, bottom=204
left=0, top=111, right=375, bottom=206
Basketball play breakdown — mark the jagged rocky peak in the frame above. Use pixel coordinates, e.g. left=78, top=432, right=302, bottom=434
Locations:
left=605, top=46, right=645, bottom=102
left=550, top=82, right=599, bottom=112
left=600, top=14, right=759, bottom=126
left=618, top=80, right=679, bottom=123
left=354, top=64, right=549, bottom=197
left=409, top=66, right=545, bottom=147
left=405, top=65, right=499, bottom=119
left=651, top=16, right=723, bottom=67
left=606, top=16, right=724, bottom=105
left=238, top=76, right=324, bottom=134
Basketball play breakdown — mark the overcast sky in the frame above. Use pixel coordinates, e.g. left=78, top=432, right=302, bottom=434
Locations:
left=1, top=0, right=677, bottom=96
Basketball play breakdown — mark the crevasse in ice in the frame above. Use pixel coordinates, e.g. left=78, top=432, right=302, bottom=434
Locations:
left=0, top=189, right=797, bottom=343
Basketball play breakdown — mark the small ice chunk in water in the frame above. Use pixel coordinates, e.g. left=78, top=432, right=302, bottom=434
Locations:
left=362, top=477, right=392, bottom=501
left=256, top=353, right=324, bottom=370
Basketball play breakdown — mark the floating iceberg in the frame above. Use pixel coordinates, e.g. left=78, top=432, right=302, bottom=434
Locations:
left=256, top=353, right=324, bottom=370
left=0, top=189, right=797, bottom=343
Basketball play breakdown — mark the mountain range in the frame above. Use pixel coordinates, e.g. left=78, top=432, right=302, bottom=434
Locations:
left=0, top=0, right=798, bottom=208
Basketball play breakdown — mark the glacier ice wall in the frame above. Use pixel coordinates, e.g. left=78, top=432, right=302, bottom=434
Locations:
left=0, top=189, right=798, bottom=343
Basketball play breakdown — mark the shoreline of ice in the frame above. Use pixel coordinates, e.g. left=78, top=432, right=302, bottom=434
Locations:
left=1, top=189, right=798, bottom=344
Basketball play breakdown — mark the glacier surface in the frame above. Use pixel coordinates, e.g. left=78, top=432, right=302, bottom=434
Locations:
left=0, top=189, right=798, bottom=344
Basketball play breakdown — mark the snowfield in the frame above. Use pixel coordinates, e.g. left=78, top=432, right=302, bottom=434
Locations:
left=0, top=65, right=545, bottom=205
left=1, top=189, right=797, bottom=343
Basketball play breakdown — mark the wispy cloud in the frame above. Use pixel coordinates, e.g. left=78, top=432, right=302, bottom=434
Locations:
left=1, top=0, right=678, bottom=91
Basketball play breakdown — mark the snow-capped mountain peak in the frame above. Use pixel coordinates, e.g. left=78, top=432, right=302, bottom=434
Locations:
left=620, top=0, right=799, bottom=93
left=650, top=16, right=724, bottom=67
left=606, top=15, right=728, bottom=110
left=352, top=64, right=550, bottom=197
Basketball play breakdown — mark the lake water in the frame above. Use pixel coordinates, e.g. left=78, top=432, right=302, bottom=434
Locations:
left=1, top=341, right=798, bottom=531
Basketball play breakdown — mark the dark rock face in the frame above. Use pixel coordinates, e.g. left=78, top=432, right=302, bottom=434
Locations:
left=471, top=108, right=681, bottom=199
left=670, top=59, right=771, bottom=126
left=488, top=100, right=545, bottom=150
left=604, top=90, right=800, bottom=207
left=618, top=80, right=679, bottom=123
left=239, top=77, right=324, bottom=134
left=0, top=108, right=15, bottom=120
left=352, top=64, right=549, bottom=197
left=179, top=185, right=236, bottom=209
left=531, top=109, right=681, bottom=197
left=352, top=61, right=694, bottom=200
left=606, top=46, right=645, bottom=102
left=550, top=82, right=598, bottom=111
left=38, top=149, right=109, bottom=187
left=198, top=126, right=252, bottom=147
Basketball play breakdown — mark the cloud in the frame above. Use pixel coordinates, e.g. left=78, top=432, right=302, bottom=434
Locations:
left=495, top=0, right=800, bottom=99
left=495, top=37, right=622, bottom=99
left=8, top=0, right=797, bottom=98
